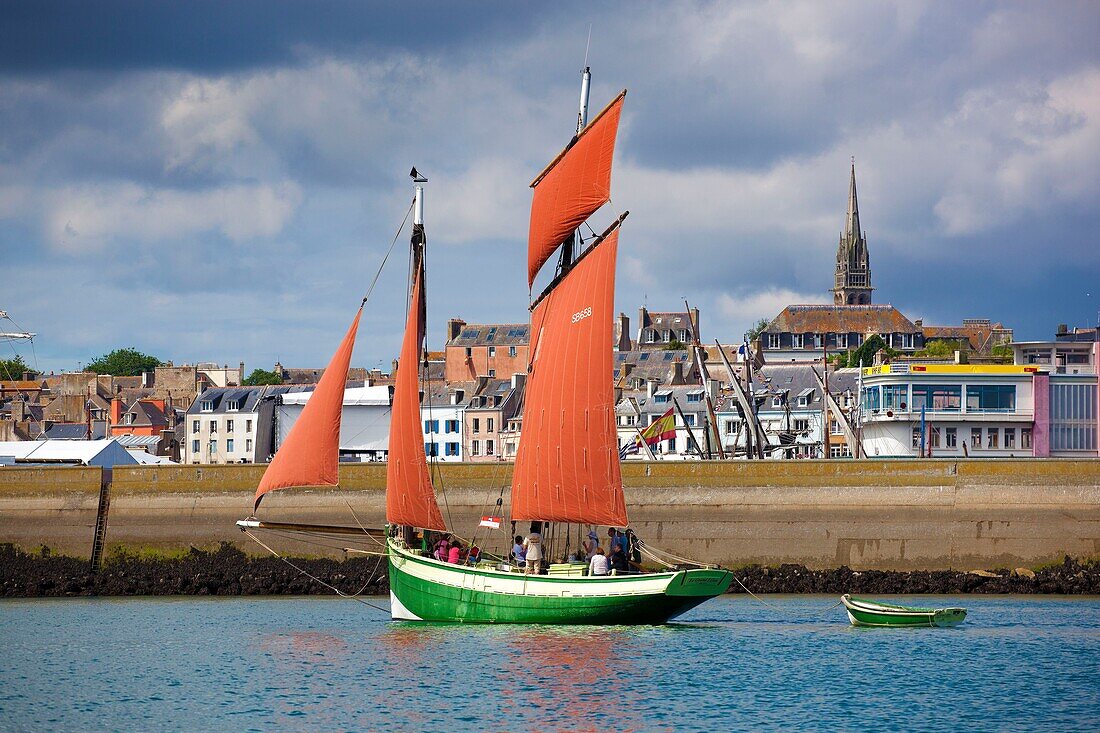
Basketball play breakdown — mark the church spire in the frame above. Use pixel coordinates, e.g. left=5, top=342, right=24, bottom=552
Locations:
left=845, top=158, right=860, bottom=241
left=832, top=158, right=873, bottom=306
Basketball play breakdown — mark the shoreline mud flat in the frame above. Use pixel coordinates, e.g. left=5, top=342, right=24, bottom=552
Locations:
left=3, top=543, right=1098, bottom=598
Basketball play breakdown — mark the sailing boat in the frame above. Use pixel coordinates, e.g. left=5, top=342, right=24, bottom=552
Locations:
left=384, top=70, right=733, bottom=623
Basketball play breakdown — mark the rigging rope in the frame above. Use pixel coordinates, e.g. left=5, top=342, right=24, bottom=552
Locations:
left=241, top=528, right=390, bottom=615
left=361, top=197, right=415, bottom=307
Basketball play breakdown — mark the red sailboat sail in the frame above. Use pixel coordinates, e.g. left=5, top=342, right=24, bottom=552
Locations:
left=253, top=307, right=362, bottom=510
left=527, top=91, right=625, bottom=288
left=386, top=269, right=446, bottom=530
left=511, top=229, right=627, bottom=526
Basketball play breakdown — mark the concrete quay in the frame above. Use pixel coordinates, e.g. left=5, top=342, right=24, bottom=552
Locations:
left=0, top=459, right=1097, bottom=570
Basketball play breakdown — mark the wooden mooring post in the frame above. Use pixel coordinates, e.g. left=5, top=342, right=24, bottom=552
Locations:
left=89, top=469, right=112, bottom=573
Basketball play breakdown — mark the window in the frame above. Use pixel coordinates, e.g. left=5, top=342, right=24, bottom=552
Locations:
left=663, top=330, right=671, bottom=342
left=209, top=439, right=218, bottom=454
left=902, top=333, right=914, bottom=349
left=813, top=333, right=823, bottom=348
left=966, top=385, right=1016, bottom=412
left=666, top=437, right=676, bottom=452
left=445, top=442, right=459, bottom=456
left=644, top=329, right=656, bottom=344
left=684, top=414, right=696, bottom=427
left=227, top=400, right=240, bottom=412
left=509, top=346, right=517, bottom=358
left=945, top=427, right=957, bottom=449
left=424, top=419, right=439, bottom=433
left=679, top=329, right=689, bottom=342
left=465, top=347, right=473, bottom=358
left=200, top=400, right=214, bottom=412
left=486, top=439, right=495, bottom=456
left=654, top=393, right=670, bottom=404
left=471, top=440, right=480, bottom=456
left=488, top=369, right=496, bottom=377
left=767, top=333, right=780, bottom=349
left=830, top=445, right=850, bottom=458
left=226, top=419, right=234, bottom=432
left=210, top=420, right=217, bottom=434
left=123, top=412, right=135, bottom=425
left=724, top=419, right=739, bottom=435
left=245, top=439, right=253, bottom=452
left=792, top=334, right=804, bottom=349
left=837, top=333, right=848, bottom=349
left=424, top=442, right=439, bottom=457
left=971, top=428, right=982, bottom=449
left=883, top=385, right=907, bottom=410
left=930, top=426, right=940, bottom=448
left=472, top=418, right=480, bottom=433
left=1005, top=428, right=1016, bottom=449
left=794, top=419, right=809, bottom=432
left=191, top=439, right=199, bottom=453
left=987, top=429, right=999, bottom=449
left=192, top=419, right=199, bottom=434
left=830, top=419, right=842, bottom=435
left=1021, top=427, right=1032, bottom=449
left=488, top=346, right=496, bottom=358
left=863, top=386, right=881, bottom=412
left=487, top=417, right=494, bottom=432
left=445, top=419, right=459, bottom=433
left=797, top=389, right=814, bottom=408
left=912, top=384, right=962, bottom=412
left=686, top=392, right=703, bottom=403
left=226, top=439, right=235, bottom=452
left=246, top=419, right=252, bottom=433
left=912, top=427, right=921, bottom=450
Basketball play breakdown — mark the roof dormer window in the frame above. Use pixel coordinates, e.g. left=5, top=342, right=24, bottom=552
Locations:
left=200, top=400, right=214, bottom=412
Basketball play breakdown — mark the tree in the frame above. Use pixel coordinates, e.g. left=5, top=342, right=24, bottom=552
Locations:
left=746, top=318, right=770, bottom=342
left=243, top=368, right=283, bottom=386
left=915, top=339, right=963, bottom=358
left=0, top=354, right=30, bottom=380
left=85, top=348, right=162, bottom=376
left=840, top=334, right=899, bottom=369
left=665, top=339, right=687, bottom=351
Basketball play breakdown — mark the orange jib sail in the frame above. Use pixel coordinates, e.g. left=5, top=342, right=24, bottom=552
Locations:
left=511, top=230, right=627, bottom=526
left=253, top=307, right=362, bottom=510
left=386, top=271, right=446, bottom=531
left=527, top=91, right=625, bottom=288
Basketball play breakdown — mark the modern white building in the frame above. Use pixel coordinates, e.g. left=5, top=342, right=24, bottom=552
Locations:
left=278, top=385, right=392, bottom=462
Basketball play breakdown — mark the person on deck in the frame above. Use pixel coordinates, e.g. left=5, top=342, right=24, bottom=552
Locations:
left=608, top=528, right=625, bottom=556
left=434, top=535, right=451, bottom=562
left=609, top=546, right=630, bottom=574
left=589, top=547, right=609, bottom=576
left=523, top=531, right=543, bottom=574
left=584, top=530, right=600, bottom=561
left=447, top=541, right=462, bottom=564
left=512, top=535, right=526, bottom=566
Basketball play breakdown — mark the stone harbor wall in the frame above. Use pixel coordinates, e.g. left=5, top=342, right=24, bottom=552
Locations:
left=0, top=459, right=1097, bottom=570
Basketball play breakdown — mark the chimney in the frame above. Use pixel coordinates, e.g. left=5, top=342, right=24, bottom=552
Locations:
left=476, top=375, right=489, bottom=393
left=637, top=307, right=647, bottom=344
left=671, top=361, right=686, bottom=385
left=511, top=372, right=526, bottom=390
left=447, top=318, right=466, bottom=342
left=914, top=318, right=923, bottom=328
left=239, top=361, right=245, bottom=382
left=1056, top=323, right=1068, bottom=336
left=689, top=307, right=700, bottom=340
left=10, top=399, right=25, bottom=422
left=622, top=362, right=634, bottom=379
left=646, top=379, right=657, bottom=399
left=616, top=313, right=631, bottom=351
left=110, top=397, right=123, bottom=426
left=141, top=370, right=151, bottom=388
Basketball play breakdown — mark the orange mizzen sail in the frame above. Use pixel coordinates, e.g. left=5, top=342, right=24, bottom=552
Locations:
left=253, top=307, right=362, bottom=511
left=527, top=91, right=625, bottom=288
left=386, top=270, right=446, bottom=531
left=511, top=228, right=627, bottom=526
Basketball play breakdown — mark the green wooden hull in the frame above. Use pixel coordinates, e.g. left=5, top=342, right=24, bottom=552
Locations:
left=387, top=539, right=733, bottom=624
left=842, top=594, right=967, bottom=627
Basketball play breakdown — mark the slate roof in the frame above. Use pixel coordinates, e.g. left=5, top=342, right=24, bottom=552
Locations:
left=186, top=385, right=310, bottom=415
left=765, top=305, right=919, bottom=335
left=715, top=364, right=858, bottom=415
left=447, top=324, right=530, bottom=347
left=43, top=423, right=89, bottom=439
left=923, top=321, right=1011, bottom=353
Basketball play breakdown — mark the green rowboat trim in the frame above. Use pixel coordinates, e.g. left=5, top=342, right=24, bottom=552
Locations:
left=841, top=594, right=967, bottom=628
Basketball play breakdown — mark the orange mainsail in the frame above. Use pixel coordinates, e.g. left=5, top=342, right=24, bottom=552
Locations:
left=253, top=307, right=362, bottom=510
left=526, top=91, right=625, bottom=288
left=511, top=230, right=627, bottom=526
left=386, top=270, right=446, bottom=530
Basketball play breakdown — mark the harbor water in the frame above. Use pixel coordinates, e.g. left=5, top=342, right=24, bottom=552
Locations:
left=1, top=595, right=1097, bottom=731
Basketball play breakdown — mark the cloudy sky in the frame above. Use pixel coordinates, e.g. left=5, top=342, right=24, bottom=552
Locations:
left=2, top=1, right=1098, bottom=374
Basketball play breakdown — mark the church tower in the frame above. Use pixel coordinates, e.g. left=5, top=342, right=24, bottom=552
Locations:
left=832, top=162, right=873, bottom=305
